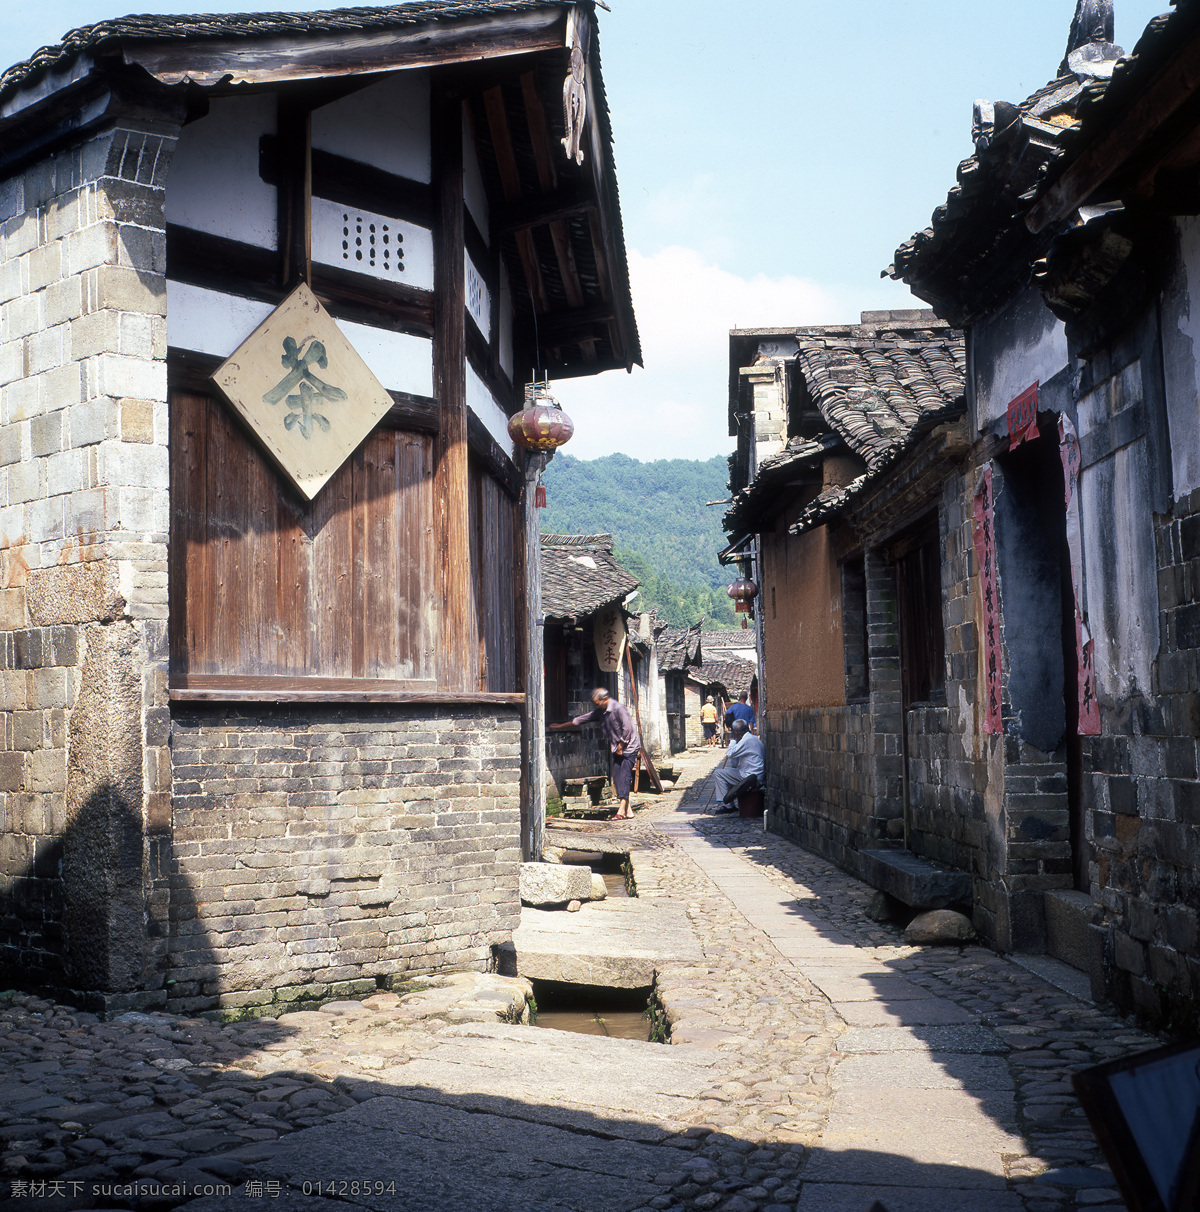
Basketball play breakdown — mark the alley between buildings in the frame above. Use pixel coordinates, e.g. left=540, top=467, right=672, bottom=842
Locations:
left=0, top=751, right=1159, bottom=1212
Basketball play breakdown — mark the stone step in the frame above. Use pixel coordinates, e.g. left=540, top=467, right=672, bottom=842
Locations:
left=857, top=848, right=972, bottom=909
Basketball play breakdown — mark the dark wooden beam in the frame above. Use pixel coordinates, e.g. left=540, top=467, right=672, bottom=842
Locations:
left=310, top=263, right=434, bottom=337
left=261, top=137, right=435, bottom=227
left=538, top=301, right=618, bottom=343
left=166, top=224, right=435, bottom=337
left=166, top=224, right=282, bottom=301
left=521, top=71, right=558, bottom=192
left=383, top=391, right=440, bottom=434
left=492, top=189, right=596, bottom=233
left=168, top=672, right=523, bottom=705
left=126, top=10, right=568, bottom=87
left=467, top=408, right=521, bottom=500
left=496, top=188, right=595, bottom=234
left=169, top=349, right=439, bottom=435
left=482, top=84, right=548, bottom=315
left=517, top=70, right=586, bottom=317
left=276, top=94, right=312, bottom=289
left=433, top=82, right=478, bottom=693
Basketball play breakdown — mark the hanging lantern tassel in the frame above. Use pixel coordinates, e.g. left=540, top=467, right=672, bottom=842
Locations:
left=535, top=483, right=547, bottom=508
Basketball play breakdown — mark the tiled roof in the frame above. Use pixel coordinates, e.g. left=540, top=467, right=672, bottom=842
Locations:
left=688, top=658, right=754, bottom=699
left=0, top=2, right=563, bottom=101
left=795, top=324, right=964, bottom=467
left=700, top=631, right=758, bottom=659
left=540, top=533, right=639, bottom=620
left=1029, top=5, right=1197, bottom=218
left=724, top=317, right=964, bottom=535
left=654, top=622, right=703, bottom=672
left=885, top=36, right=1118, bottom=322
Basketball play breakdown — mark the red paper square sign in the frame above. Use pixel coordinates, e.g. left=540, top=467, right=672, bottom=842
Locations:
left=1006, top=383, right=1040, bottom=450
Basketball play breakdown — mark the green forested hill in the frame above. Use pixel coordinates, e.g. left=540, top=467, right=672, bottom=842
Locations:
left=540, top=452, right=738, bottom=628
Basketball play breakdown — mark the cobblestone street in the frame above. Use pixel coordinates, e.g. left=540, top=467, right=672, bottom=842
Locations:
left=1, top=748, right=1163, bottom=1212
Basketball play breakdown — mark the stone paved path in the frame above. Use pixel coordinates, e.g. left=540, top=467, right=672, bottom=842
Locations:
left=0, top=746, right=1162, bottom=1212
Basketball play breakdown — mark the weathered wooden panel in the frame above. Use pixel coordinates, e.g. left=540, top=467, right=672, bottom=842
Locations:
left=469, top=458, right=520, bottom=692
left=170, top=391, right=434, bottom=683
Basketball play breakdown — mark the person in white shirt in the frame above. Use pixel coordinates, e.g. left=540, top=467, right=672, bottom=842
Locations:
left=711, top=720, right=765, bottom=811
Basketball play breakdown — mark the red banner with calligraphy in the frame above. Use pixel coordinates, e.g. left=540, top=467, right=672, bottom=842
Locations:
left=972, top=467, right=1002, bottom=734
left=1058, top=416, right=1101, bottom=735
left=1006, top=382, right=1040, bottom=450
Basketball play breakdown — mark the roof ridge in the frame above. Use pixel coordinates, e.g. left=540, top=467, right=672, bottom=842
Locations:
left=541, top=532, right=614, bottom=547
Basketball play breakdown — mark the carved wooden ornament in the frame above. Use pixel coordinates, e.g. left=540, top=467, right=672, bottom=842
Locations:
left=211, top=283, right=394, bottom=500
left=561, top=7, right=590, bottom=165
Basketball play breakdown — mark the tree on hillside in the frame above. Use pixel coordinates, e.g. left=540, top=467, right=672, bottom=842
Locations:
left=542, top=452, right=734, bottom=596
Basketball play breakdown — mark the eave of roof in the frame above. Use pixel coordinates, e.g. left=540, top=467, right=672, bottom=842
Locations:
left=884, top=29, right=1131, bottom=324
left=687, top=657, right=754, bottom=698
left=0, top=2, right=566, bottom=101
left=0, top=1, right=640, bottom=378
left=1025, top=3, right=1200, bottom=234
left=724, top=319, right=965, bottom=538
left=654, top=621, right=703, bottom=672
left=539, top=531, right=639, bottom=619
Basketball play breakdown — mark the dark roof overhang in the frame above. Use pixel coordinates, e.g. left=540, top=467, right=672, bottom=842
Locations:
left=0, top=1, right=640, bottom=381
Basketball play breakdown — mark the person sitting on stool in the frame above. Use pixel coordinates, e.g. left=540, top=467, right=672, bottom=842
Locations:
left=711, top=719, right=764, bottom=812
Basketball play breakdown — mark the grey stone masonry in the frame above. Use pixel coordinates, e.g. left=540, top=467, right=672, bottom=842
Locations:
left=764, top=702, right=874, bottom=867
left=167, top=704, right=522, bottom=1014
left=1083, top=481, right=1200, bottom=1028
left=0, top=101, right=181, bottom=1002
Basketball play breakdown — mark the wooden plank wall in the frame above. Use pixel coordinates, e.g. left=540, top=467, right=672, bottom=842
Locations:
left=170, top=391, right=435, bottom=682
left=469, top=456, right=520, bottom=693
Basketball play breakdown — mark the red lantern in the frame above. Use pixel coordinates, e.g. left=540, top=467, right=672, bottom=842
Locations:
left=509, top=380, right=575, bottom=452
left=727, top=578, right=759, bottom=614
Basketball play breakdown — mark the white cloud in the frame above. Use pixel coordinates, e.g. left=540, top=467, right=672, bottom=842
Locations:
left=549, top=245, right=839, bottom=461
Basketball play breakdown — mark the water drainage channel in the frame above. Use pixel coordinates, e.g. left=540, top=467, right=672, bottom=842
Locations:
left=531, top=980, right=654, bottom=1041
left=531, top=849, right=659, bottom=1041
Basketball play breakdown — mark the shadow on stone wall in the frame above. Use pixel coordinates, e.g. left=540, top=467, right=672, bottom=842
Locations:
left=0, top=782, right=212, bottom=1015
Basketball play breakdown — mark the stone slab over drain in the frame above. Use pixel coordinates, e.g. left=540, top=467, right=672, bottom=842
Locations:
left=513, top=897, right=702, bottom=988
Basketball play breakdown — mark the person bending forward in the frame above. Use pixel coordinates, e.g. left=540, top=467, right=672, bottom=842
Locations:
left=550, top=687, right=641, bottom=820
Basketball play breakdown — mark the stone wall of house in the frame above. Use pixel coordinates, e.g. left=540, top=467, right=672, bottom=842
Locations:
left=1081, top=483, right=1200, bottom=1028
left=904, top=474, right=1001, bottom=923
left=167, top=704, right=522, bottom=1015
left=0, top=105, right=180, bottom=1009
left=764, top=459, right=1069, bottom=952
left=763, top=704, right=875, bottom=867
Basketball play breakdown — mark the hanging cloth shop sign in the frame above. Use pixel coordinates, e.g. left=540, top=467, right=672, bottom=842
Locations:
left=1006, top=382, right=1040, bottom=451
left=593, top=606, right=626, bottom=673
left=972, top=466, right=1003, bottom=734
left=1058, top=415, right=1102, bottom=735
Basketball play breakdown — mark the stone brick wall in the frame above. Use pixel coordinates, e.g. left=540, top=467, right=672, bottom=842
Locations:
left=1083, top=483, right=1200, bottom=1027
left=168, top=704, right=522, bottom=1015
left=905, top=476, right=993, bottom=894
left=763, top=704, right=874, bottom=867
left=0, top=105, right=180, bottom=1005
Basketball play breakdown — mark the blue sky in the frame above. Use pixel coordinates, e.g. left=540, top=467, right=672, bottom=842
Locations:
left=2, top=1, right=1171, bottom=459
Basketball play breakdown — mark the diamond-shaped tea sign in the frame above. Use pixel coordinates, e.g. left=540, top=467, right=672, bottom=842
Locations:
left=211, top=283, right=393, bottom=500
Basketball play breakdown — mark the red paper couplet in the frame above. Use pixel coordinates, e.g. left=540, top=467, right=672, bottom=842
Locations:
left=1058, top=416, right=1101, bottom=735
left=1006, top=383, right=1040, bottom=450
left=972, top=467, right=1003, bottom=734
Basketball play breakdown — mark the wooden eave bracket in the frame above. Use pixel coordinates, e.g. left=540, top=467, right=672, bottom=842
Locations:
left=121, top=10, right=567, bottom=87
